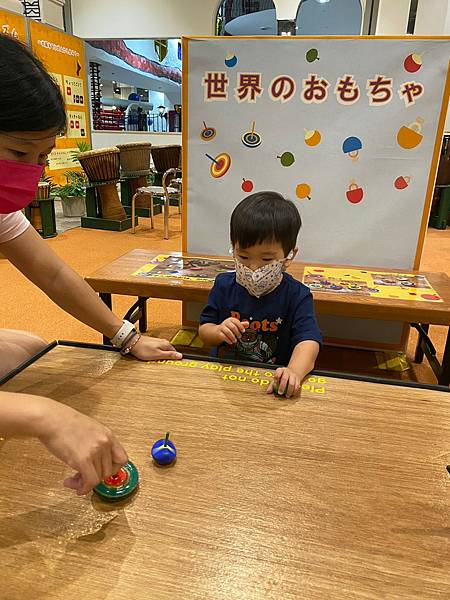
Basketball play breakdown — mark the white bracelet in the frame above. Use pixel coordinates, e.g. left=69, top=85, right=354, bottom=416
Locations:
left=110, top=320, right=136, bottom=348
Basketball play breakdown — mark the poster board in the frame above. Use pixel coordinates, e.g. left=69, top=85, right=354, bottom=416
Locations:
left=183, top=36, right=450, bottom=268
left=29, top=21, right=91, bottom=184
left=0, top=8, right=27, bottom=42
left=182, top=36, right=450, bottom=349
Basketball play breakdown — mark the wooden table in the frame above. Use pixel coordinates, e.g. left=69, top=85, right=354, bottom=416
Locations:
left=1, top=342, right=450, bottom=599
left=85, top=250, right=450, bottom=385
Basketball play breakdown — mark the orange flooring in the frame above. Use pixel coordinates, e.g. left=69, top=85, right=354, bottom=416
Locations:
left=0, top=209, right=448, bottom=385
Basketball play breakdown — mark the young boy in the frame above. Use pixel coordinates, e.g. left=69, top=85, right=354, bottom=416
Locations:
left=199, top=191, right=322, bottom=398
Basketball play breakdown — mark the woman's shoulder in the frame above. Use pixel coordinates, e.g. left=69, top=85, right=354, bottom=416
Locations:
left=0, top=211, right=30, bottom=244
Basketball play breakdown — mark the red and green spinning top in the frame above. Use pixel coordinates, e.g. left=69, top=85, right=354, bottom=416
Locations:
left=94, top=460, right=139, bottom=501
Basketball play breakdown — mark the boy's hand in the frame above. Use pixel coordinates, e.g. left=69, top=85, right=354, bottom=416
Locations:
left=267, top=367, right=301, bottom=399
left=217, top=318, right=249, bottom=345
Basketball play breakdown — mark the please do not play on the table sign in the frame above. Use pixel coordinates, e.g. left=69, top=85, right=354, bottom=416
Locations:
left=155, top=359, right=327, bottom=394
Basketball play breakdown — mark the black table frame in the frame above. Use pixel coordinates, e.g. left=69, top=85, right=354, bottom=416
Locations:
left=1, top=340, right=449, bottom=395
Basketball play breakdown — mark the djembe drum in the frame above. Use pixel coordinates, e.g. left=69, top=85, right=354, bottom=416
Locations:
left=117, top=142, right=152, bottom=208
left=29, top=181, right=50, bottom=231
left=77, top=147, right=126, bottom=220
left=151, top=145, right=181, bottom=185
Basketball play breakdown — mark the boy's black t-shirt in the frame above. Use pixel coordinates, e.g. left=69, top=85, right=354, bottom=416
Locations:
left=199, top=271, right=322, bottom=366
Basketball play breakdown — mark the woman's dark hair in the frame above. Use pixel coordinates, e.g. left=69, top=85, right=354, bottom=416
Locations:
left=230, top=191, right=302, bottom=256
left=0, top=34, right=66, bottom=133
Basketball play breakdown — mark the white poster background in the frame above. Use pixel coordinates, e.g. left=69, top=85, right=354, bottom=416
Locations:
left=186, top=37, right=449, bottom=268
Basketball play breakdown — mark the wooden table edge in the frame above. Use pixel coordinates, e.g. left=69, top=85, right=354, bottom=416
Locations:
left=2, top=340, right=449, bottom=394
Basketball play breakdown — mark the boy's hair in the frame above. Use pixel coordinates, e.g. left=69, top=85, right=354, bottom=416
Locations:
left=230, top=191, right=302, bottom=256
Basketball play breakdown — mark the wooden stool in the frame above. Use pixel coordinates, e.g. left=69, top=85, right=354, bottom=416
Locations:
left=131, top=181, right=181, bottom=240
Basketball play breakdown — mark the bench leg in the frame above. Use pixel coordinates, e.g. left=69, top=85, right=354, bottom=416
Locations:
left=131, top=194, right=136, bottom=233
left=164, top=196, right=169, bottom=240
left=99, top=293, right=112, bottom=345
left=414, top=323, right=429, bottom=363
left=123, top=297, right=149, bottom=333
left=139, top=297, right=148, bottom=333
left=438, top=328, right=450, bottom=386
left=150, top=194, right=154, bottom=229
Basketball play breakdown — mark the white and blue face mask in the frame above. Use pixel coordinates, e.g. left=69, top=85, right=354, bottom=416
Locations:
left=231, top=250, right=294, bottom=298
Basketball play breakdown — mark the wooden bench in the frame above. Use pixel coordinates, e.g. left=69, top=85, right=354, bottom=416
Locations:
left=85, top=249, right=450, bottom=385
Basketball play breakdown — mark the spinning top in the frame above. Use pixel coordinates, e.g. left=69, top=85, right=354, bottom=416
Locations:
left=242, top=121, right=262, bottom=148
left=346, top=181, right=364, bottom=204
left=404, top=53, right=422, bottom=73
left=394, top=175, right=411, bottom=190
left=151, top=432, right=177, bottom=466
left=296, top=183, right=311, bottom=200
left=272, top=381, right=287, bottom=397
left=304, top=129, right=321, bottom=147
left=205, top=152, right=231, bottom=178
left=277, top=151, right=295, bottom=167
left=342, top=136, right=363, bottom=161
left=94, top=461, right=139, bottom=501
left=201, top=121, right=216, bottom=141
left=225, top=54, right=238, bottom=68
left=241, top=178, right=254, bottom=193
left=397, top=118, right=424, bottom=150
left=306, top=48, right=319, bottom=63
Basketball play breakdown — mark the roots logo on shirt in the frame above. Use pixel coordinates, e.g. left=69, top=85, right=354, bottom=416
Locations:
left=230, top=310, right=280, bottom=333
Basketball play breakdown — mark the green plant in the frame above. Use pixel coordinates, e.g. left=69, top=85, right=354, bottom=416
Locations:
left=71, top=140, right=91, bottom=163
left=40, top=158, right=55, bottom=191
left=56, top=171, right=86, bottom=202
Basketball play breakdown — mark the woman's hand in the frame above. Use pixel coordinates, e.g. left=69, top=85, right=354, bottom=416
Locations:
left=36, top=402, right=128, bottom=495
left=130, top=335, right=182, bottom=361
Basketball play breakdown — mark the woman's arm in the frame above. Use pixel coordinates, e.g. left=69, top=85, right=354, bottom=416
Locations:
left=1, top=226, right=181, bottom=359
left=1, top=226, right=123, bottom=339
left=0, top=390, right=127, bottom=495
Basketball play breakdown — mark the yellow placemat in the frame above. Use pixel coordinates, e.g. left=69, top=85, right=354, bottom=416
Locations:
left=303, top=267, right=443, bottom=302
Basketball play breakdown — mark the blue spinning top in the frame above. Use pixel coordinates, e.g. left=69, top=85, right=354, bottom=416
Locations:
left=151, top=432, right=177, bottom=466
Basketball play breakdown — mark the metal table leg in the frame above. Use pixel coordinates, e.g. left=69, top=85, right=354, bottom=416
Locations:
left=131, top=193, right=136, bottom=233
left=139, top=297, right=148, bottom=333
left=164, top=194, right=169, bottom=240
left=123, top=296, right=149, bottom=333
left=414, top=323, right=429, bottom=363
left=438, top=328, right=450, bottom=386
left=99, top=292, right=112, bottom=344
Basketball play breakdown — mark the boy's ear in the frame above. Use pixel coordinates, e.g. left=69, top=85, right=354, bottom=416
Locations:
left=287, top=247, right=298, bottom=261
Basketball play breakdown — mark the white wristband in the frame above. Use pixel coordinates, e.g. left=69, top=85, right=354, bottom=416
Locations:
left=110, top=320, right=136, bottom=348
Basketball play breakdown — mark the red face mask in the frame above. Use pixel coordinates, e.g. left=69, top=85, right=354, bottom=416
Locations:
left=0, top=159, right=44, bottom=214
